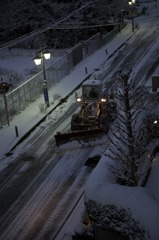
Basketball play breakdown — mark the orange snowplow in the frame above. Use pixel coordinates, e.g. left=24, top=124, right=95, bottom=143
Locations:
left=54, top=79, right=116, bottom=146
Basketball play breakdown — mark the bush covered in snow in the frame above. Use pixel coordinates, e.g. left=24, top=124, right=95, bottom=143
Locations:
left=85, top=200, right=149, bottom=240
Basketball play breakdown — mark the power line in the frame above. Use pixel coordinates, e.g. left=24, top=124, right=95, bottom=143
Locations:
left=0, top=0, right=96, bottom=50
left=50, top=23, right=120, bottom=30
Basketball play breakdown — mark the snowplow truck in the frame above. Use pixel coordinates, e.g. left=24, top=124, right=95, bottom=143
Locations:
left=54, top=79, right=116, bottom=146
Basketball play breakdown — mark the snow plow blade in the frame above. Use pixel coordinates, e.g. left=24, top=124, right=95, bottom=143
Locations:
left=54, top=128, right=107, bottom=146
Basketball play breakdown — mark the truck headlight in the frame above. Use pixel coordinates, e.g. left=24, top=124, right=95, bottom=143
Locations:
left=77, top=97, right=82, bottom=102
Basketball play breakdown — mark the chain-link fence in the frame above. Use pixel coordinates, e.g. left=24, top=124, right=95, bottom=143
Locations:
left=102, top=22, right=127, bottom=45
left=0, top=25, right=125, bottom=127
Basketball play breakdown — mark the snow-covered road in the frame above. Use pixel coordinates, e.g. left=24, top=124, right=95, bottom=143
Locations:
left=0, top=15, right=159, bottom=240
left=1, top=137, right=105, bottom=240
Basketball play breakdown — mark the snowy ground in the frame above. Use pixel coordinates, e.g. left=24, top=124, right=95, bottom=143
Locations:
left=0, top=1, right=159, bottom=239
left=0, top=48, right=67, bottom=84
left=84, top=2, right=159, bottom=240
left=0, top=21, right=136, bottom=240
left=0, top=22, right=139, bottom=160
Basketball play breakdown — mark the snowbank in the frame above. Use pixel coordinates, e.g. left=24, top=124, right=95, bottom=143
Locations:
left=84, top=155, right=159, bottom=240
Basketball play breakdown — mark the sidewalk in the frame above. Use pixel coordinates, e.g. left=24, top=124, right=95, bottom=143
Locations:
left=0, top=23, right=134, bottom=159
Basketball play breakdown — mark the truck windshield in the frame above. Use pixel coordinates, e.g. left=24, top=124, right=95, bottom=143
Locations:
left=83, top=86, right=99, bottom=100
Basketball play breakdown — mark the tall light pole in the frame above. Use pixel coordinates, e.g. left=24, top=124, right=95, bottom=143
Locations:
left=128, top=0, right=136, bottom=32
left=33, top=48, right=51, bottom=107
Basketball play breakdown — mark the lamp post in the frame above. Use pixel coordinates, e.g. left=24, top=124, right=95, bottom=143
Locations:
left=33, top=48, right=51, bottom=107
left=128, top=0, right=135, bottom=32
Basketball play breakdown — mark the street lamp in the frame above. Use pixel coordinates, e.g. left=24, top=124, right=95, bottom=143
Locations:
left=128, top=0, right=135, bottom=32
left=33, top=48, right=51, bottom=107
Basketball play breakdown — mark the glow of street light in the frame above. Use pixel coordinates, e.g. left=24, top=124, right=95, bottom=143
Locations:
left=44, top=52, right=51, bottom=60
left=129, top=0, right=135, bottom=6
left=33, top=55, right=42, bottom=65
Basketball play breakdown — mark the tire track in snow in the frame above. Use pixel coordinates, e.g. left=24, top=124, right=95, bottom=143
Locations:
left=0, top=145, right=98, bottom=240
left=1, top=22, right=159, bottom=240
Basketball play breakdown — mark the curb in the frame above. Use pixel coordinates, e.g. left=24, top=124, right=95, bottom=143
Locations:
left=7, top=74, right=92, bottom=154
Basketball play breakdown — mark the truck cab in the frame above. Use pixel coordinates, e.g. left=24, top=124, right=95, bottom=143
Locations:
left=82, top=79, right=102, bottom=102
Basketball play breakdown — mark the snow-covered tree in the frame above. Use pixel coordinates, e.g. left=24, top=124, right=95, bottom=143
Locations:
left=0, top=0, right=129, bottom=46
left=0, top=0, right=73, bottom=43
left=85, top=200, right=149, bottom=240
left=105, top=69, right=153, bottom=186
